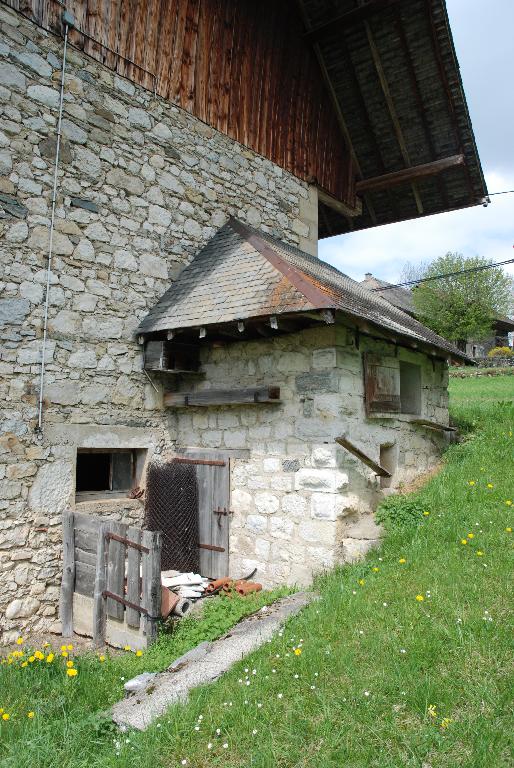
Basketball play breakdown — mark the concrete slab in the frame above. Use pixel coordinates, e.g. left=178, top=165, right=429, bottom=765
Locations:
left=111, top=591, right=316, bottom=730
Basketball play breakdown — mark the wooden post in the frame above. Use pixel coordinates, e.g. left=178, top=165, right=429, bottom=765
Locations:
left=106, top=521, right=127, bottom=621
left=126, top=526, right=142, bottom=629
left=60, top=509, right=75, bottom=638
left=93, top=522, right=109, bottom=647
left=142, top=529, right=162, bottom=644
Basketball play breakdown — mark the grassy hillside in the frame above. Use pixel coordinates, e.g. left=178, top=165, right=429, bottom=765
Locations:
left=1, top=377, right=512, bottom=767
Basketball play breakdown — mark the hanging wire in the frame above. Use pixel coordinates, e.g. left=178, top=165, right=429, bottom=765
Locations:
left=371, top=257, right=514, bottom=291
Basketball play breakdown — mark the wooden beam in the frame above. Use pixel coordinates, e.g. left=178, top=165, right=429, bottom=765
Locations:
left=304, top=0, right=400, bottom=43
left=356, top=155, right=465, bottom=194
left=411, top=419, right=456, bottom=432
left=164, top=386, right=281, bottom=408
left=318, top=188, right=362, bottom=218
left=364, top=20, right=423, bottom=214
left=335, top=436, right=391, bottom=477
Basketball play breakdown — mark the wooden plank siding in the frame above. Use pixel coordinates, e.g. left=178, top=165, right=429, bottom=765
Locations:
left=6, top=0, right=355, bottom=206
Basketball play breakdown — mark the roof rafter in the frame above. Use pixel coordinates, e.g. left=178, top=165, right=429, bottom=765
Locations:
left=304, top=0, right=401, bottom=43
left=364, top=19, right=423, bottom=214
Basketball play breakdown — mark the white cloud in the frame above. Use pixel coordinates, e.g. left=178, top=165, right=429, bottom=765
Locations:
left=318, top=169, right=514, bottom=284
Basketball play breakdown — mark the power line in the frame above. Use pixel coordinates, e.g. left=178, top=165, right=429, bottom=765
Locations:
left=489, top=190, right=514, bottom=196
left=371, top=257, right=514, bottom=292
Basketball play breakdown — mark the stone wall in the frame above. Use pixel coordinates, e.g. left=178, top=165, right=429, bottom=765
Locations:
left=0, top=4, right=316, bottom=643
left=173, top=323, right=449, bottom=587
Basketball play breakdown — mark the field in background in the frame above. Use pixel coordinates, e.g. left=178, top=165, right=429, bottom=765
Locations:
left=0, top=376, right=512, bottom=768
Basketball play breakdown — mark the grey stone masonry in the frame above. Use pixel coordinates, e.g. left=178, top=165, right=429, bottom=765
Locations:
left=0, top=4, right=316, bottom=644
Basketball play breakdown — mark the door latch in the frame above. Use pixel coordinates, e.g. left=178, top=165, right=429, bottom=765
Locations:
left=213, top=507, right=234, bottom=526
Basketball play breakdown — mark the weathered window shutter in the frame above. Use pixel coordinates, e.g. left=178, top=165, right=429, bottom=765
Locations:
left=363, top=353, right=400, bottom=415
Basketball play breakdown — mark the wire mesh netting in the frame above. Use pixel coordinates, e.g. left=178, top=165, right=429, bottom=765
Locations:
left=144, top=459, right=200, bottom=573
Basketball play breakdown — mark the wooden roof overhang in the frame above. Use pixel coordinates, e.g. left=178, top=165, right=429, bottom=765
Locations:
left=298, top=0, right=488, bottom=237
left=140, top=305, right=472, bottom=367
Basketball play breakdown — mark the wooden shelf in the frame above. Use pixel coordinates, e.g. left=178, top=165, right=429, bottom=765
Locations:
left=164, top=386, right=281, bottom=408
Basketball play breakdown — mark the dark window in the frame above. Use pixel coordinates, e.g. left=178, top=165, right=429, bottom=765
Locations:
left=399, top=362, right=421, bottom=415
left=76, top=450, right=135, bottom=499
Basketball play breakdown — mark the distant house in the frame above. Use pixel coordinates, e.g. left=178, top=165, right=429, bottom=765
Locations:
left=360, top=274, right=514, bottom=358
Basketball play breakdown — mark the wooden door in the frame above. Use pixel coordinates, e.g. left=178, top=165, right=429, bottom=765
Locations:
left=181, top=451, right=230, bottom=579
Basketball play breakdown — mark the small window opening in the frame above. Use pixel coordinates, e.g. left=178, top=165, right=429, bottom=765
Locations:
left=399, top=361, right=421, bottom=415
left=379, top=443, right=397, bottom=489
left=76, top=449, right=145, bottom=501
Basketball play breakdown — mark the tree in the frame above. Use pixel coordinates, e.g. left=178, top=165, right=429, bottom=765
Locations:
left=409, top=253, right=513, bottom=346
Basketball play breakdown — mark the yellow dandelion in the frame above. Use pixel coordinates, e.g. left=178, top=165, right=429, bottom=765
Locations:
left=66, top=668, right=78, bottom=677
left=60, top=645, right=67, bottom=652
left=99, top=655, right=106, bottom=662
left=2, top=713, right=10, bottom=721
left=427, top=704, right=437, bottom=718
left=423, top=511, right=430, bottom=517
left=61, top=651, right=68, bottom=658
left=415, top=595, right=424, bottom=602
left=34, top=650, right=44, bottom=661
left=66, top=660, right=74, bottom=668
left=468, top=481, right=475, bottom=486
left=29, top=656, right=35, bottom=663
left=398, top=558, right=406, bottom=564
left=46, top=653, right=54, bottom=663
left=0, top=709, right=3, bottom=714
left=21, top=661, right=28, bottom=668
left=27, top=711, right=35, bottom=719
left=135, top=650, right=143, bottom=657
left=476, top=551, right=484, bottom=556
left=372, top=567, right=379, bottom=573
left=460, top=539, right=467, bottom=545
left=67, top=644, right=73, bottom=651
left=16, top=637, right=23, bottom=646
left=358, top=579, right=365, bottom=586
left=505, top=500, right=512, bottom=506
left=467, top=533, right=474, bottom=539
left=506, top=527, right=512, bottom=533
left=123, top=645, right=131, bottom=652
left=487, top=483, right=493, bottom=489
left=440, top=717, right=453, bottom=729
left=43, top=642, right=49, bottom=648
left=294, top=648, right=302, bottom=656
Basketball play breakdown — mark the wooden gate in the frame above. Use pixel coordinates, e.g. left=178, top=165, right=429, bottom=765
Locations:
left=60, top=511, right=161, bottom=649
left=173, top=452, right=230, bottom=579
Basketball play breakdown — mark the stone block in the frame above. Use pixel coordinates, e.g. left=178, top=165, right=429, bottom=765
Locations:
left=270, top=517, right=294, bottom=540
left=140, top=253, right=168, bottom=279
left=311, top=493, right=337, bottom=521
left=27, top=84, right=59, bottom=108
left=246, top=514, right=267, bottom=534
left=254, top=491, right=279, bottom=515
left=28, top=459, right=73, bottom=514
left=341, top=537, right=380, bottom=563
left=295, top=371, right=339, bottom=394
left=106, top=168, right=144, bottom=195
left=5, top=597, right=40, bottom=619
left=312, top=348, right=337, bottom=369
left=262, top=457, right=280, bottom=472
left=223, top=430, right=247, bottom=449
left=67, top=350, right=97, bottom=368
left=281, top=493, right=308, bottom=518
left=231, top=488, right=253, bottom=514
left=5, top=221, right=28, bottom=242
left=28, top=225, right=73, bottom=255
left=295, top=468, right=348, bottom=493
left=298, top=520, right=333, bottom=545
left=44, top=381, right=79, bottom=405
left=82, top=316, right=123, bottom=339
left=0, top=298, right=30, bottom=326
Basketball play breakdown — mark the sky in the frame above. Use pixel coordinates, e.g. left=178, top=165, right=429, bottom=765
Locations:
left=318, top=0, right=514, bottom=286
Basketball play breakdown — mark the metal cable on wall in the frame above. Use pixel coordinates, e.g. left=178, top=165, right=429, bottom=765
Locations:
left=144, top=459, right=200, bottom=573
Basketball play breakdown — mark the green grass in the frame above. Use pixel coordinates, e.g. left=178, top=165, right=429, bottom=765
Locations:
left=449, top=375, right=514, bottom=404
left=1, top=377, right=513, bottom=767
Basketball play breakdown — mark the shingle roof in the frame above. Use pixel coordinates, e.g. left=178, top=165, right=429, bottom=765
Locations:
left=360, top=275, right=415, bottom=316
left=137, top=219, right=470, bottom=361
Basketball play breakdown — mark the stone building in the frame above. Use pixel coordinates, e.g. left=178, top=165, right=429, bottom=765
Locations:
left=360, top=273, right=514, bottom=359
left=0, top=0, right=486, bottom=643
